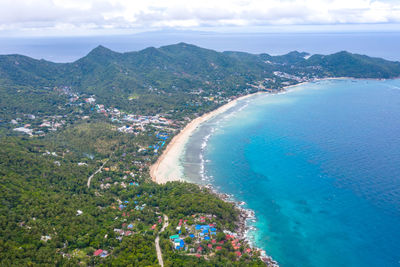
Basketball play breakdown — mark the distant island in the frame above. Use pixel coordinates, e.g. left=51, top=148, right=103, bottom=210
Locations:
left=1, top=43, right=399, bottom=266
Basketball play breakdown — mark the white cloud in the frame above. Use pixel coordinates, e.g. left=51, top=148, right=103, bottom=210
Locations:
left=0, top=0, right=399, bottom=35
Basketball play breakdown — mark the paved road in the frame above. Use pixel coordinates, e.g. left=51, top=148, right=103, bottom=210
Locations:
left=155, top=214, right=169, bottom=267
left=87, top=159, right=109, bottom=188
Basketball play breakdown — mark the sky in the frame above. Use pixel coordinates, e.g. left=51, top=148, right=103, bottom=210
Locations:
left=0, top=0, right=400, bottom=36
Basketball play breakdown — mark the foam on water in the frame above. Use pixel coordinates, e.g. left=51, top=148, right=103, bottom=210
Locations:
left=183, top=79, right=400, bottom=267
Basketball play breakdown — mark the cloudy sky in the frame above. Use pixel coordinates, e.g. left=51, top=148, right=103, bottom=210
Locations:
left=1, top=0, right=400, bottom=36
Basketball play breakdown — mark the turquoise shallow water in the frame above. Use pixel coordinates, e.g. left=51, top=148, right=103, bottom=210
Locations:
left=183, top=79, right=400, bottom=267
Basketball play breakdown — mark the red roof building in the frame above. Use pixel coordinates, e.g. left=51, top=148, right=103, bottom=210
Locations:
left=93, top=249, right=103, bottom=256
left=226, top=234, right=233, bottom=240
left=125, top=231, right=132, bottom=236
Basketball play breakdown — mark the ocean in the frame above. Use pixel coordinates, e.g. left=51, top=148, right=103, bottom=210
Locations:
left=1, top=31, right=400, bottom=62
left=3, top=31, right=400, bottom=266
left=182, top=79, right=400, bottom=267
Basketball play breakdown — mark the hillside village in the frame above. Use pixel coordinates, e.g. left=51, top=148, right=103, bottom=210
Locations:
left=2, top=44, right=400, bottom=266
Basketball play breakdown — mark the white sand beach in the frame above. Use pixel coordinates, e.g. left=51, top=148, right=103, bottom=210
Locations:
left=150, top=92, right=263, bottom=184
left=149, top=79, right=330, bottom=184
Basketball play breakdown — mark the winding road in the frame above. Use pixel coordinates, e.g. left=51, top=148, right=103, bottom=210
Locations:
left=155, top=214, right=169, bottom=267
left=87, top=159, right=109, bottom=188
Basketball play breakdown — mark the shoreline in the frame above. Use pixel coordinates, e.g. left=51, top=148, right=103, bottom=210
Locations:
left=149, top=91, right=265, bottom=184
left=203, top=184, right=279, bottom=266
left=149, top=76, right=377, bottom=185
left=148, top=79, right=328, bottom=266
left=149, top=77, right=390, bottom=266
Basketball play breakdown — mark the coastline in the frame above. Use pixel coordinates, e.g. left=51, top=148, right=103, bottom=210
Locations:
left=203, top=184, right=279, bottom=266
left=149, top=77, right=363, bottom=185
left=149, top=91, right=265, bottom=184
left=149, top=81, right=317, bottom=266
left=149, top=77, right=380, bottom=266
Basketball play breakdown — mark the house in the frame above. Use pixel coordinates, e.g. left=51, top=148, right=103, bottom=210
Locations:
left=100, top=250, right=108, bottom=257
left=41, top=235, right=51, bottom=242
left=93, top=249, right=103, bottom=256
left=13, top=127, right=33, bottom=135
left=174, top=239, right=184, bottom=250
left=169, top=234, right=179, bottom=240
left=125, top=231, right=132, bottom=236
left=226, top=234, right=234, bottom=240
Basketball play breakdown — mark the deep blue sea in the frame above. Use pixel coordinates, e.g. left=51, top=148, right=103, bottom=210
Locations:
left=183, top=79, right=400, bottom=267
left=1, top=31, right=400, bottom=62
left=3, top=31, right=400, bottom=266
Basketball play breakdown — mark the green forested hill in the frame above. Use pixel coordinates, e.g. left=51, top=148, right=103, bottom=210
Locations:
left=1, top=43, right=399, bottom=116
left=1, top=43, right=400, bottom=266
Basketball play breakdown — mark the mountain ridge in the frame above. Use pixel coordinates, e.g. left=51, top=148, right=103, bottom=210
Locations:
left=1, top=42, right=399, bottom=117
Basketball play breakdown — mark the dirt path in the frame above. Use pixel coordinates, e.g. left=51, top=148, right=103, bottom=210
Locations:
left=155, top=214, right=169, bottom=267
left=87, top=159, right=109, bottom=188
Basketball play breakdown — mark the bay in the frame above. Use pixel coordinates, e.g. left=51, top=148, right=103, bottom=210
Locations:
left=183, top=79, right=400, bottom=267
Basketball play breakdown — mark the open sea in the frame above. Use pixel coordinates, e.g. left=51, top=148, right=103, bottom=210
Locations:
left=2, top=31, right=399, bottom=266
left=1, top=31, right=400, bottom=62
left=182, top=79, right=400, bottom=267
